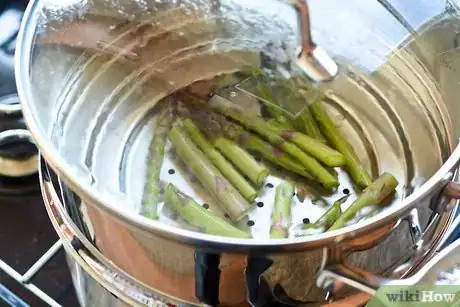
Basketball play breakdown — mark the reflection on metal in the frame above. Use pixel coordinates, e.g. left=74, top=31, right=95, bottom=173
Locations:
left=446, top=0, right=460, bottom=13
left=289, top=0, right=339, bottom=82
left=376, top=0, right=417, bottom=36
left=0, top=240, right=63, bottom=307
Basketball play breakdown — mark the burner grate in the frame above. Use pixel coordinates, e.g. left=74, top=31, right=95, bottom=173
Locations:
left=0, top=241, right=64, bottom=307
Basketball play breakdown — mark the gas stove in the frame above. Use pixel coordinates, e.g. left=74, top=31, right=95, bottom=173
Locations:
left=0, top=1, right=78, bottom=306
left=0, top=0, right=39, bottom=196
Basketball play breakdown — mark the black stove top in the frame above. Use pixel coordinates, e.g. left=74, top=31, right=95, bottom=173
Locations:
left=0, top=0, right=39, bottom=196
left=0, top=1, right=78, bottom=306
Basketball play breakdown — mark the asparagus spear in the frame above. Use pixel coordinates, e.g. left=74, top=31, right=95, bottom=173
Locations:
left=219, top=115, right=339, bottom=186
left=328, top=173, right=399, bottom=231
left=182, top=105, right=313, bottom=181
left=267, top=125, right=345, bottom=167
left=270, top=182, right=294, bottom=238
left=255, top=78, right=295, bottom=129
left=295, top=105, right=326, bottom=143
left=267, top=119, right=294, bottom=130
left=164, top=184, right=251, bottom=238
left=207, top=97, right=339, bottom=189
left=213, top=137, right=269, bottom=187
left=303, top=200, right=342, bottom=230
left=265, top=106, right=295, bottom=129
left=169, top=125, right=252, bottom=222
left=289, top=78, right=327, bottom=142
left=183, top=118, right=258, bottom=202
left=222, top=122, right=314, bottom=180
left=141, top=104, right=174, bottom=220
left=310, top=101, right=373, bottom=188
left=253, top=78, right=345, bottom=167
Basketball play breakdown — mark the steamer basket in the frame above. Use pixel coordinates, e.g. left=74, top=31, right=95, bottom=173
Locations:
left=16, top=0, right=460, bottom=305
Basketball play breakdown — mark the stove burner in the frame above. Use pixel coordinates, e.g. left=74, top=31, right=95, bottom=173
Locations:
left=0, top=0, right=40, bottom=195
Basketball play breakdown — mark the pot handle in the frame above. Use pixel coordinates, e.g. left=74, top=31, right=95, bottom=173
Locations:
left=317, top=236, right=460, bottom=295
left=317, top=182, right=460, bottom=295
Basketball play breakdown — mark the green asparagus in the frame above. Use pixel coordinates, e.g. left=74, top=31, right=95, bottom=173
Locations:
left=213, top=137, right=269, bottom=187
left=270, top=182, right=294, bottom=238
left=303, top=201, right=342, bottom=230
left=222, top=122, right=314, bottom=180
left=183, top=118, right=258, bottom=202
left=211, top=111, right=337, bottom=184
left=267, top=125, right=345, bottom=167
left=141, top=104, right=174, bottom=220
left=293, top=85, right=327, bottom=142
left=207, top=98, right=339, bottom=189
left=164, top=184, right=251, bottom=238
left=267, top=119, right=294, bottom=130
left=295, top=105, right=326, bottom=143
left=255, top=77, right=295, bottom=129
left=310, top=101, right=373, bottom=188
left=169, top=125, right=252, bottom=222
left=328, top=173, right=399, bottom=231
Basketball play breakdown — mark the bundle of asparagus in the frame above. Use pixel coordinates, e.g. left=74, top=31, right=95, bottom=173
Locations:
left=254, top=74, right=326, bottom=142
left=205, top=95, right=341, bottom=189
left=183, top=119, right=258, bottom=202
left=169, top=123, right=253, bottom=222
left=140, top=71, right=400, bottom=239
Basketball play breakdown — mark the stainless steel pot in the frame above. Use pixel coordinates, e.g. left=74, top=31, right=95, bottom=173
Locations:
left=15, top=0, right=460, bottom=305
left=39, top=157, right=460, bottom=306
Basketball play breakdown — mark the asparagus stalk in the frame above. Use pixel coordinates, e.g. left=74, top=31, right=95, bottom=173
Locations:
left=255, top=73, right=324, bottom=141
left=295, top=105, right=326, bottom=143
left=183, top=105, right=313, bottom=181
left=207, top=98, right=339, bottom=189
left=267, top=125, right=345, bottom=167
left=265, top=107, right=295, bottom=129
left=220, top=87, right=344, bottom=167
left=223, top=123, right=314, bottom=180
left=169, top=125, right=252, bottom=222
left=183, top=118, right=257, bottom=202
left=255, top=79, right=295, bottom=129
left=220, top=116, right=339, bottom=185
left=270, top=182, right=294, bottom=238
left=328, top=173, right=399, bottom=231
left=213, top=137, right=269, bottom=187
left=164, top=184, right=251, bottom=238
left=310, top=101, right=373, bottom=188
left=290, top=81, right=327, bottom=142
left=141, top=105, right=174, bottom=220
left=303, top=201, right=342, bottom=230
left=267, top=119, right=294, bottom=130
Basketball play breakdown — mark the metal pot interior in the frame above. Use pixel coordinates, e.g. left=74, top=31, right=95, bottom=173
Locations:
left=18, top=0, right=460, bottom=243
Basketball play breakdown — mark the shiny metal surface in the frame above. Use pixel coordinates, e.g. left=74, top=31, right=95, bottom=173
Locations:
left=40, top=156, right=456, bottom=305
left=317, top=225, right=460, bottom=294
left=289, top=0, right=339, bottom=82
left=15, top=0, right=460, bottom=305
left=17, top=0, right=460, bottom=247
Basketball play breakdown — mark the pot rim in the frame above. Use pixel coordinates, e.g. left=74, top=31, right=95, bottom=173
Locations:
left=16, top=0, right=460, bottom=251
